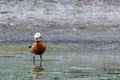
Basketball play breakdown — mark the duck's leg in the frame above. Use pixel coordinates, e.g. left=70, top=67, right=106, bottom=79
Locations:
left=33, top=54, right=35, bottom=64
left=40, top=55, right=42, bottom=66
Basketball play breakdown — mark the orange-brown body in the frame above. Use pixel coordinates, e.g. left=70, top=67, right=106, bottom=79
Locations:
left=31, top=41, right=46, bottom=55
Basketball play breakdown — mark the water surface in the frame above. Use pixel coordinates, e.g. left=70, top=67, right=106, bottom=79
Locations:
left=0, top=43, right=120, bottom=80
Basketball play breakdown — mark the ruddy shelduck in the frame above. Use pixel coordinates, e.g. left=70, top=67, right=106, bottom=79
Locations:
left=29, top=32, right=46, bottom=66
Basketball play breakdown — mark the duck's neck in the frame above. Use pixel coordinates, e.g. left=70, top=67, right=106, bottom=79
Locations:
left=36, top=41, right=40, bottom=43
left=34, top=37, right=40, bottom=43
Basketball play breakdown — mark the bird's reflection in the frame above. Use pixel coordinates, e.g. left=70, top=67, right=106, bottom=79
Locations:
left=31, top=66, right=44, bottom=80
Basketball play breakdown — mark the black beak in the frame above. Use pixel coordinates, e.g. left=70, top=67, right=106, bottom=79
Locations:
left=40, top=36, right=43, bottom=40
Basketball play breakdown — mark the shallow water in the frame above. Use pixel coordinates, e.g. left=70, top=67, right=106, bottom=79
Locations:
left=0, top=43, right=120, bottom=80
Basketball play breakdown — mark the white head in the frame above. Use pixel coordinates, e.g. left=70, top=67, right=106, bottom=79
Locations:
left=34, top=32, right=41, bottom=38
left=34, top=32, right=42, bottom=41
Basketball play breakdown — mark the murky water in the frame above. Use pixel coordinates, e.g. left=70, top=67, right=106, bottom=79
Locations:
left=0, top=43, right=120, bottom=80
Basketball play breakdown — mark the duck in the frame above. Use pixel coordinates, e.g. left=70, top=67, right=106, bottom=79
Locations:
left=29, top=32, right=46, bottom=66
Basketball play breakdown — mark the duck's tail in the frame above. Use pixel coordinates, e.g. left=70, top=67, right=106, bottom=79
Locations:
left=29, top=46, right=32, bottom=48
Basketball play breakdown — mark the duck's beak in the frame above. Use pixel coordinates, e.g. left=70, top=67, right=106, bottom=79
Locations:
left=40, top=36, right=43, bottom=40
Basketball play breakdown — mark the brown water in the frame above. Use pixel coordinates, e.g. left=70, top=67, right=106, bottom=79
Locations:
left=0, top=43, right=120, bottom=80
